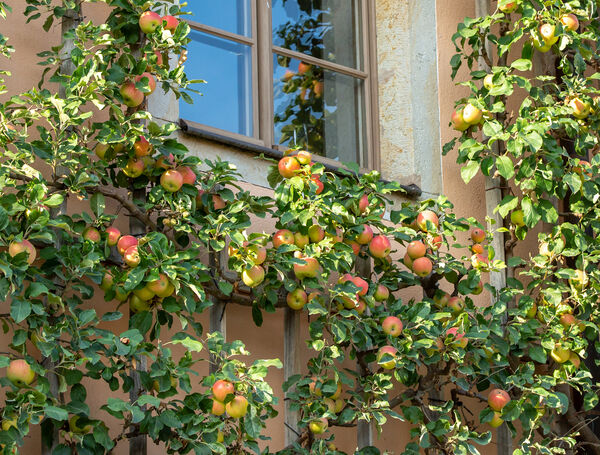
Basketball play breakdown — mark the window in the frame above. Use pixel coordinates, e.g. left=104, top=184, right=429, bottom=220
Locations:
left=182, top=1, right=378, bottom=169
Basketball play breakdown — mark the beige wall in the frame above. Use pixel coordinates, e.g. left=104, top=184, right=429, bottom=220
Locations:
left=0, top=0, right=504, bottom=453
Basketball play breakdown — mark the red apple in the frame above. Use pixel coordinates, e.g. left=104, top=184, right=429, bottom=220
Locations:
left=296, top=150, right=311, bottom=165
left=124, top=245, right=140, bottom=267
left=293, top=255, right=320, bottom=280
left=82, top=227, right=101, bottom=243
left=417, top=210, right=439, bottom=232
left=471, top=228, right=485, bottom=243
left=146, top=273, right=169, bottom=296
left=294, top=232, right=309, bottom=248
left=242, top=265, right=265, bottom=288
left=499, top=0, right=518, bottom=13
left=123, top=157, right=145, bottom=178
left=139, top=11, right=162, bottom=34
left=211, top=399, right=225, bottom=416
left=212, top=194, right=226, bottom=210
left=351, top=276, right=369, bottom=296
left=162, top=15, right=179, bottom=33
left=413, top=256, right=433, bottom=277
left=106, top=227, right=121, bottom=246
left=308, top=224, right=325, bottom=243
left=358, top=194, right=369, bottom=214
left=451, top=109, right=470, bottom=131
left=100, top=272, right=114, bottom=292
left=462, top=104, right=483, bottom=125
left=177, top=166, right=197, bottom=185
left=430, top=235, right=443, bottom=250
left=278, top=156, right=301, bottom=178
left=273, top=229, right=295, bottom=248
left=376, top=346, right=397, bottom=370
left=155, top=153, right=175, bottom=169
left=374, top=284, right=389, bottom=302
left=356, top=225, right=374, bottom=245
left=310, top=174, right=324, bottom=194
left=446, top=327, right=468, bottom=348
left=247, top=244, right=267, bottom=265
left=6, top=359, right=35, bottom=387
left=569, top=97, right=591, bottom=120
left=135, top=72, right=156, bottom=95
left=212, top=380, right=235, bottom=402
left=403, top=253, right=413, bottom=270
left=472, top=243, right=484, bottom=254
left=369, top=235, right=391, bottom=258
left=120, top=81, right=144, bottom=107
left=117, top=235, right=138, bottom=256
left=560, top=313, right=577, bottom=328
left=539, top=23, right=558, bottom=45
left=560, top=13, right=579, bottom=32
left=382, top=316, right=403, bottom=337
left=226, top=395, right=248, bottom=418
left=287, top=288, right=308, bottom=310
left=8, top=239, right=36, bottom=265
left=298, top=62, right=311, bottom=75
left=447, top=296, right=465, bottom=313
left=406, top=240, right=426, bottom=259
left=488, top=389, right=510, bottom=412
left=282, top=69, right=295, bottom=81
left=133, top=136, right=151, bottom=157
left=346, top=240, right=361, bottom=255
left=160, top=169, right=184, bottom=192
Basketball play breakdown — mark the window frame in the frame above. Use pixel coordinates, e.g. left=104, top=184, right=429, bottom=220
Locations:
left=182, top=0, right=380, bottom=171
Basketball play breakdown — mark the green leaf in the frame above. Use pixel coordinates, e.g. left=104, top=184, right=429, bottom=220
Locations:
left=44, top=193, right=64, bottom=207
left=511, top=59, right=532, bottom=71
left=528, top=345, right=546, bottom=363
left=90, top=193, right=105, bottom=217
left=11, top=299, right=31, bottom=323
left=44, top=406, right=68, bottom=421
left=170, top=336, right=203, bottom=352
left=461, top=160, right=480, bottom=184
left=584, top=392, right=599, bottom=411
left=496, top=156, right=514, bottom=179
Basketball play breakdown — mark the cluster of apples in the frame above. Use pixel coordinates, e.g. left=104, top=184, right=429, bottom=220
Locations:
left=487, top=388, right=510, bottom=428
left=210, top=379, right=248, bottom=419
left=451, top=103, right=484, bottom=132
left=281, top=61, right=324, bottom=103
left=402, top=210, right=440, bottom=277
left=531, top=13, right=580, bottom=53
left=278, top=150, right=324, bottom=194
left=119, top=11, right=180, bottom=108
left=307, top=378, right=343, bottom=435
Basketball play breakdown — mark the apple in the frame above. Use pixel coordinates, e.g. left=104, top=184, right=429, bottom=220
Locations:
left=282, top=69, right=295, bottom=81
left=356, top=225, right=374, bottom=245
left=351, top=276, right=369, bottom=296
left=212, top=379, right=235, bottom=402
left=129, top=295, right=150, bottom=313
left=176, top=166, right=196, bottom=186
left=560, top=13, right=579, bottom=32
left=120, top=81, right=144, bottom=107
left=483, top=73, right=494, bottom=90
left=162, top=15, right=179, bottom=32
left=82, top=227, right=101, bottom=243
left=471, top=228, right=485, bottom=243
left=462, top=103, right=483, bottom=125
left=346, top=240, right=361, bottom=255
left=358, top=194, right=369, bottom=214
left=569, top=352, right=581, bottom=368
left=310, top=174, right=324, bottom=194
left=156, top=281, right=175, bottom=299
left=296, top=150, right=311, bottom=165
left=403, top=253, right=413, bottom=270
left=471, top=253, right=489, bottom=268
left=309, top=417, right=328, bottom=434
left=433, top=291, right=450, bottom=308
left=146, top=273, right=169, bottom=295
left=369, top=235, right=391, bottom=258
left=510, top=209, right=525, bottom=227
left=117, top=235, right=138, bottom=256
left=406, top=240, right=427, bottom=259
left=133, top=286, right=154, bottom=301
left=539, top=23, right=558, bottom=45
left=489, top=411, right=504, bottom=428
left=105, top=227, right=121, bottom=246
left=298, top=61, right=311, bottom=75
left=139, top=11, right=162, bottom=34
left=124, top=245, right=140, bottom=267
left=446, top=327, right=468, bottom=348
left=278, top=156, right=301, bottom=178
left=133, top=136, right=151, bottom=157
left=226, top=395, right=248, bottom=418
left=100, top=272, right=114, bottom=292
left=287, top=288, right=308, bottom=310
left=242, top=265, right=265, bottom=288
left=308, top=377, right=322, bottom=396
left=273, top=229, right=295, bottom=248
left=377, top=346, right=397, bottom=370
left=247, top=244, right=267, bottom=265
left=8, top=239, right=36, bottom=265
left=569, top=97, right=591, bottom=119
left=374, top=284, right=389, bottom=302
left=95, top=143, right=110, bottom=160
left=488, top=389, right=510, bottom=412
left=308, top=224, right=325, bottom=243
left=451, top=109, right=470, bottom=132
left=499, top=0, right=518, bottom=13
left=412, top=257, right=433, bottom=277
left=329, top=382, right=342, bottom=399
left=69, top=415, right=92, bottom=434
left=293, top=255, right=320, bottom=280
left=447, top=296, right=465, bottom=313
left=560, top=313, right=577, bottom=328
left=532, top=33, right=552, bottom=52
left=7, top=359, right=35, bottom=387
left=525, top=302, right=537, bottom=319
left=417, top=210, right=439, bottom=232
left=294, top=232, right=309, bottom=248
left=135, top=72, right=156, bottom=95
left=156, top=153, right=175, bottom=169
left=430, top=235, right=443, bottom=250
left=313, top=81, right=323, bottom=97
left=382, top=316, right=403, bottom=337
left=115, top=288, right=130, bottom=302
left=472, top=281, right=484, bottom=295
left=551, top=344, right=571, bottom=363
left=123, top=157, right=145, bottom=178
left=211, top=194, right=226, bottom=210
left=160, top=170, right=184, bottom=192
left=471, top=243, right=484, bottom=254
left=211, top=399, right=225, bottom=416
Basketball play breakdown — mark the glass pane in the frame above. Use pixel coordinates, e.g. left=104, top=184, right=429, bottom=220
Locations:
left=184, top=0, right=252, bottom=37
left=272, top=0, right=363, bottom=70
left=181, top=30, right=253, bottom=137
left=273, top=55, right=367, bottom=165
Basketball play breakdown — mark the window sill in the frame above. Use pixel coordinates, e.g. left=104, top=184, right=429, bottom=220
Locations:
left=179, top=119, right=422, bottom=198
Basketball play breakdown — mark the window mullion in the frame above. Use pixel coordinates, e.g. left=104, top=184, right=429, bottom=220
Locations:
left=257, top=0, right=274, bottom=147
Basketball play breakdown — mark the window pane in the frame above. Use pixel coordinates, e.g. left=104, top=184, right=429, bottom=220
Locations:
left=273, top=55, right=367, bottom=165
left=181, top=30, right=253, bottom=136
left=272, top=0, right=363, bottom=70
left=185, top=0, right=252, bottom=37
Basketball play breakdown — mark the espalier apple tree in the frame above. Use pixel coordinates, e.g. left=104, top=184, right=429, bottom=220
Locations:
left=0, top=0, right=598, bottom=454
